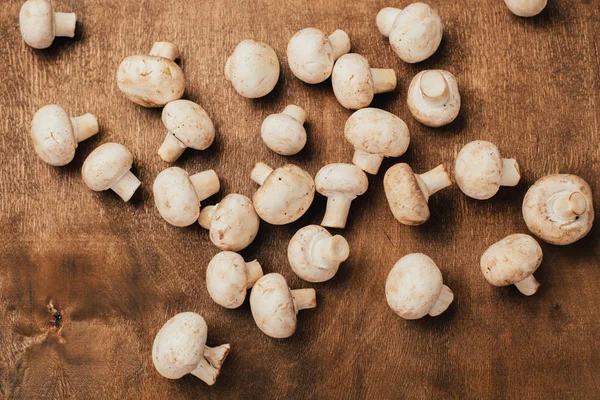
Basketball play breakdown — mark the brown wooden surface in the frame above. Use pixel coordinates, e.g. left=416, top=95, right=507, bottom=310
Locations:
left=1, top=0, right=600, bottom=399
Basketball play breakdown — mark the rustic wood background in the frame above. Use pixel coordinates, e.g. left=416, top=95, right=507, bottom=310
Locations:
left=1, top=0, right=599, bottom=398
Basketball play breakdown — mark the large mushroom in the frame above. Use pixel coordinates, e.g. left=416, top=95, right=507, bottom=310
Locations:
left=19, top=0, right=76, bottom=49
left=407, top=70, right=461, bottom=127
left=504, top=0, right=547, bottom=17
left=225, top=40, right=280, bottom=98
left=206, top=251, right=263, bottom=309
left=261, top=105, right=307, bottom=156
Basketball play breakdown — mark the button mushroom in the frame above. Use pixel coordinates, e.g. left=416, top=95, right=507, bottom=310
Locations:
left=206, top=251, right=263, bottom=309
left=158, top=100, right=215, bottom=162
left=198, top=194, right=260, bottom=252
left=504, top=0, right=547, bottom=17
left=288, top=225, right=350, bottom=283
left=331, top=54, right=397, bottom=110
left=81, top=143, right=141, bottom=202
left=480, top=234, right=543, bottom=296
left=315, top=163, right=369, bottom=229
left=386, top=253, right=454, bottom=319
left=249, top=273, right=316, bottom=338
left=455, top=140, right=521, bottom=200
left=153, top=167, right=220, bottom=227
left=344, top=108, right=410, bottom=175
left=407, top=70, right=460, bottom=127
left=251, top=162, right=315, bottom=225
left=376, top=3, right=443, bottom=63
left=117, top=42, right=185, bottom=108
left=287, top=28, right=351, bottom=84
left=225, top=40, right=280, bottom=98
left=261, top=105, right=307, bottom=156
left=152, top=312, right=230, bottom=385
left=522, top=174, right=594, bottom=245
left=31, top=105, right=99, bottom=166
left=384, top=163, right=452, bottom=226
left=19, top=0, right=76, bottom=49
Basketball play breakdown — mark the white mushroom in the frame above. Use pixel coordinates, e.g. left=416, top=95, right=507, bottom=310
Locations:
left=81, top=143, right=140, bottom=202
left=249, top=273, right=316, bottom=338
left=386, top=253, right=454, bottom=319
left=153, top=167, right=220, bottom=227
left=206, top=251, right=263, bottom=309
left=225, top=40, right=280, bottom=98
left=287, top=28, right=351, bottom=84
left=455, top=141, right=521, bottom=200
left=158, top=100, right=215, bottom=162
left=152, top=312, right=230, bottom=385
left=504, top=0, right=547, bottom=17
left=522, top=174, right=594, bottom=245
left=407, top=70, right=461, bottom=127
left=331, top=54, right=397, bottom=110
left=344, top=108, right=410, bottom=174
left=31, top=105, right=98, bottom=166
left=19, top=0, right=76, bottom=49
left=261, top=105, right=307, bottom=156
left=288, top=225, right=350, bottom=283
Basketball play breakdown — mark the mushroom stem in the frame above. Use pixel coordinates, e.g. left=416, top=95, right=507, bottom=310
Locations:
left=198, top=205, right=216, bottom=229
left=328, top=30, right=351, bottom=60
left=282, top=105, right=306, bottom=124
left=110, top=171, right=141, bottom=202
left=429, top=285, right=454, bottom=317
left=420, top=71, right=450, bottom=106
left=514, top=275, right=540, bottom=296
left=224, top=57, right=232, bottom=81
left=158, top=132, right=186, bottom=162
left=71, top=114, right=99, bottom=143
left=149, top=41, right=180, bottom=61
left=54, top=12, right=76, bottom=38
left=245, top=260, right=263, bottom=288
left=371, top=68, right=397, bottom=94
left=376, top=7, right=402, bottom=37
left=500, top=159, right=521, bottom=187
left=548, top=190, right=587, bottom=221
left=291, top=289, right=317, bottom=311
left=313, top=235, right=350, bottom=269
left=250, top=162, right=273, bottom=186
left=190, top=356, right=222, bottom=386
left=190, top=170, right=220, bottom=201
left=203, top=344, right=231, bottom=370
left=418, top=164, right=452, bottom=198
left=352, top=150, right=384, bottom=175
left=321, top=194, right=353, bottom=229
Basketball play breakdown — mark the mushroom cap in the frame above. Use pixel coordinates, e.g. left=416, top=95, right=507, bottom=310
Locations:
left=384, top=163, right=429, bottom=225
left=455, top=141, right=504, bottom=200
left=82, top=143, right=133, bottom=191
left=206, top=251, right=252, bottom=309
left=117, top=55, right=185, bottom=108
left=207, top=194, right=260, bottom=251
left=19, top=0, right=55, bottom=49
left=162, top=100, right=215, bottom=150
left=344, top=108, right=410, bottom=158
left=522, top=174, right=594, bottom=245
left=30, top=105, right=76, bottom=166
left=388, top=3, right=443, bottom=63
left=225, top=40, right=280, bottom=98
left=407, top=70, right=460, bottom=127
left=385, top=253, right=443, bottom=320
left=249, top=273, right=297, bottom=338
left=153, top=167, right=200, bottom=227
left=315, top=163, right=369, bottom=198
left=287, top=28, right=335, bottom=84
left=332, top=54, right=374, bottom=109
left=480, top=234, right=543, bottom=286
left=261, top=114, right=306, bottom=156
left=253, top=164, right=315, bottom=225
left=288, top=225, right=345, bottom=282
left=152, top=312, right=207, bottom=379
left=504, top=0, right=547, bottom=17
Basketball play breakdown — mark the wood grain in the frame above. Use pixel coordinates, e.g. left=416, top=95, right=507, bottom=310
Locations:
left=1, top=0, right=599, bottom=398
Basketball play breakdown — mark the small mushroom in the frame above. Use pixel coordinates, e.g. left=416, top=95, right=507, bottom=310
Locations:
left=158, top=100, right=215, bottom=162
left=331, top=54, right=397, bottom=110
left=376, top=3, right=443, bottom=63
left=455, top=141, right=521, bottom=200
left=315, top=163, right=369, bottom=229
left=344, top=108, right=410, bottom=175
left=407, top=70, right=461, bottom=127
left=250, top=273, right=316, bottom=338
left=251, top=162, right=315, bottom=225
left=480, top=234, right=543, bottom=296
left=287, top=28, right=351, bottom=84
left=117, top=42, right=185, bottom=108
left=198, top=194, right=260, bottom=251
left=206, top=251, right=263, bottom=309
left=288, top=225, right=350, bottom=283
left=522, top=174, right=594, bottom=245
left=504, top=0, right=547, bottom=17
left=261, top=105, right=307, bottom=156
left=225, top=40, right=280, bottom=98
left=152, top=312, right=230, bottom=385
left=384, top=163, right=452, bottom=226
left=19, top=0, right=76, bottom=49
left=31, top=105, right=99, bottom=166
left=386, top=253, right=454, bottom=319
left=153, top=167, right=220, bottom=227
left=82, top=143, right=140, bottom=202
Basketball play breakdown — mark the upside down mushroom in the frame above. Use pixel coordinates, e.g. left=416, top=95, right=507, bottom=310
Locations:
left=407, top=70, right=461, bottom=127
left=19, top=0, right=76, bottom=49
left=206, top=251, right=263, bottom=309
left=225, top=40, right=280, bottom=98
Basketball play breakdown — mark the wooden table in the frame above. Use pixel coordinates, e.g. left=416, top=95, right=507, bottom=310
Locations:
left=1, top=0, right=599, bottom=398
